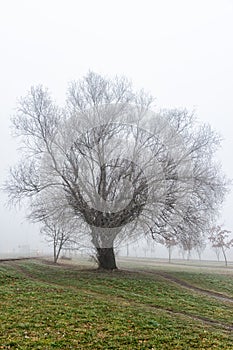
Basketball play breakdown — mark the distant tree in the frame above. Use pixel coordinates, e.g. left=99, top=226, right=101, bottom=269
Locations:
left=213, top=246, right=221, bottom=262
left=158, top=234, right=178, bottom=263
left=4, top=72, right=228, bottom=270
left=179, top=235, right=193, bottom=260
left=179, top=230, right=206, bottom=261
left=41, top=218, right=70, bottom=263
left=195, top=239, right=206, bottom=261
left=209, top=225, right=233, bottom=266
left=29, top=192, right=86, bottom=263
left=39, top=207, right=84, bottom=263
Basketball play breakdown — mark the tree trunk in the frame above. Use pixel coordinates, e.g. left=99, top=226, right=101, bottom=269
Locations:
left=53, top=240, right=62, bottom=263
left=53, top=241, right=58, bottom=263
left=221, top=247, right=228, bottom=267
left=168, top=246, right=172, bottom=263
left=91, top=227, right=119, bottom=270
left=96, top=247, right=117, bottom=270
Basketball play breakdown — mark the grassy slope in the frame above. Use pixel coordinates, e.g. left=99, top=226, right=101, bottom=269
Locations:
left=0, top=259, right=233, bottom=349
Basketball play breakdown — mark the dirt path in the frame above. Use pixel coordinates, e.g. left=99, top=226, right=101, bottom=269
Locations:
left=5, top=260, right=233, bottom=333
left=123, top=267, right=233, bottom=304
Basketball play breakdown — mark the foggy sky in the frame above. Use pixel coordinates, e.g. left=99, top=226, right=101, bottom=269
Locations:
left=0, top=0, right=233, bottom=259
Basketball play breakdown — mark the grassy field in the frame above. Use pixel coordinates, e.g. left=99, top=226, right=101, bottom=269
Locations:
left=0, top=258, right=233, bottom=349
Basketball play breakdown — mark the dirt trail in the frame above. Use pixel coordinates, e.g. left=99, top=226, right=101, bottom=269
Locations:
left=126, top=268, right=233, bottom=304
left=6, top=259, right=233, bottom=303
left=5, top=260, right=233, bottom=333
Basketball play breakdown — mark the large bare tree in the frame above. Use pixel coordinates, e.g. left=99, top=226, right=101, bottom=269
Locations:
left=5, top=72, right=228, bottom=269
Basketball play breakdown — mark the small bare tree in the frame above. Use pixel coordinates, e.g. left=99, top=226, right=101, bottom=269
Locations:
left=4, top=72, right=228, bottom=270
left=41, top=217, right=74, bottom=263
left=213, top=246, right=221, bottom=262
left=195, top=238, right=206, bottom=261
left=178, top=229, right=206, bottom=261
left=209, top=226, right=233, bottom=266
left=179, top=235, right=194, bottom=260
left=158, top=234, right=178, bottom=263
left=32, top=196, right=85, bottom=263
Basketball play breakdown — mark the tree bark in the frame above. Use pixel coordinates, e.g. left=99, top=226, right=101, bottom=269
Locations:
left=221, top=247, right=228, bottom=267
left=53, top=240, right=58, bottom=263
left=168, top=246, right=171, bottom=263
left=96, top=247, right=117, bottom=270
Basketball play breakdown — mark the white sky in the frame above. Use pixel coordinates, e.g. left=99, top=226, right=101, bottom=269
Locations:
left=0, top=0, right=233, bottom=258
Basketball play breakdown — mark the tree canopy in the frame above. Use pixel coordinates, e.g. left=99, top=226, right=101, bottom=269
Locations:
left=5, top=72, right=228, bottom=269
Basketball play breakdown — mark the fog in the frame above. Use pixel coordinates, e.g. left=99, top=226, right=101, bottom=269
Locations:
left=0, top=0, right=233, bottom=261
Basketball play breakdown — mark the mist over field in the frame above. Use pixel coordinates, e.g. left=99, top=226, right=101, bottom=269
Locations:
left=0, top=0, right=233, bottom=264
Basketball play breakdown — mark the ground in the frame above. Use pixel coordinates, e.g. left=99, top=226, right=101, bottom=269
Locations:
left=0, top=257, right=233, bottom=349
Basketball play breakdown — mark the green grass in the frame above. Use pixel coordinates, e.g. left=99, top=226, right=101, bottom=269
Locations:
left=0, top=259, right=233, bottom=349
left=159, top=270, right=233, bottom=297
